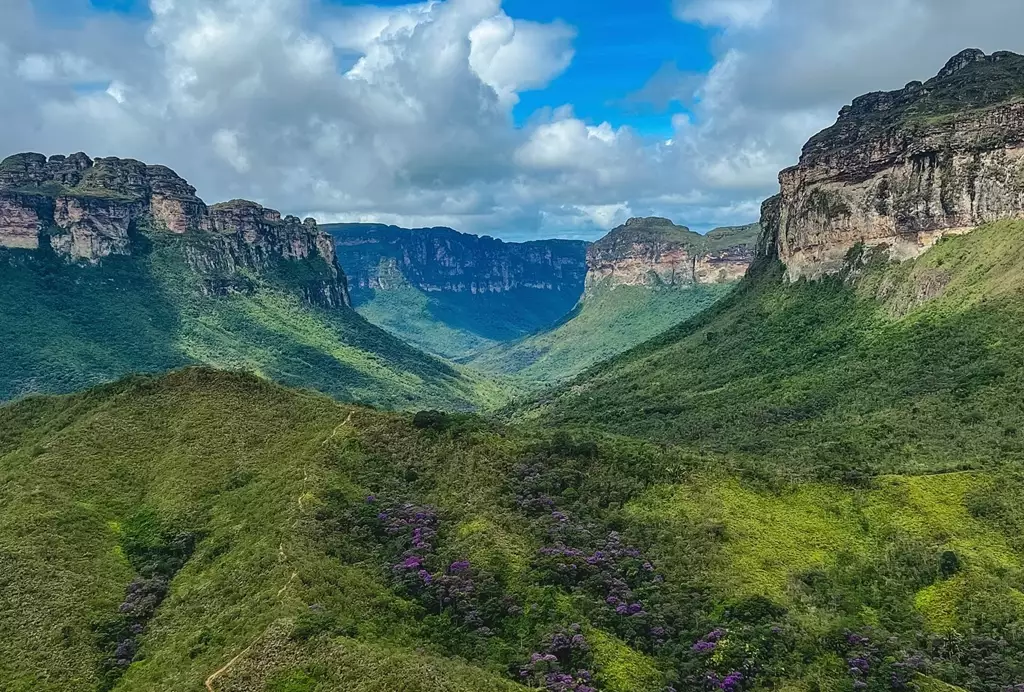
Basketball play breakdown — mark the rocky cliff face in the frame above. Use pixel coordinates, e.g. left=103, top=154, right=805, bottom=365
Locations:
left=770, top=49, right=1024, bottom=280
left=0, top=152, right=349, bottom=307
left=586, top=218, right=758, bottom=291
left=327, top=223, right=588, bottom=296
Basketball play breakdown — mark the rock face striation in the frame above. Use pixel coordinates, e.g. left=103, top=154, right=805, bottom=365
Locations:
left=769, top=49, right=1024, bottom=279
left=327, top=223, right=588, bottom=296
left=585, top=217, right=758, bottom=291
left=0, top=152, right=349, bottom=307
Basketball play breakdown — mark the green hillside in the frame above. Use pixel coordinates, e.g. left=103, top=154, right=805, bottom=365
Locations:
left=521, top=220, right=1024, bottom=476
left=2, top=368, right=1023, bottom=691
left=348, top=269, right=580, bottom=361
left=467, top=223, right=760, bottom=385
left=0, top=230, right=502, bottom=411
left=469, top=282, right=734, bottom=385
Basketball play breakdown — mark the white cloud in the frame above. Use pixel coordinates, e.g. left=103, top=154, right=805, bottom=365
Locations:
left=675, top=0, right=773, bottom=29
left=15, top=51, right=101, bottom=83
left=3, top=0, right=1024, bottom=242
left=212, top=129, right=250, bottom=173
left=469, top=13, right=575, bottom=106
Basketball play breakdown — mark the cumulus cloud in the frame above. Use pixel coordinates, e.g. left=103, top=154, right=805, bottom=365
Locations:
left=2, top=0, right=1024, bottom=240
left=675, top=0, right=773, bottom=29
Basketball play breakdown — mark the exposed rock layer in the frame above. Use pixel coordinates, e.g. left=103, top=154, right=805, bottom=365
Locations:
left=586, top=218, right=758, bottom=291
left=770, top=49, right=1024, bottom=279
left=327, top=223, right=588, bottom=296
left=0, top=152, right=349, bottom=307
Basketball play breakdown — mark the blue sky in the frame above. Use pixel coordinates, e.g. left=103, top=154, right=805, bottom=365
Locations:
left=75, top=0, right=716, bottom=136
left=9, top=0, right=1024, bottom=240
left=502, top=1, right=714, bottom=134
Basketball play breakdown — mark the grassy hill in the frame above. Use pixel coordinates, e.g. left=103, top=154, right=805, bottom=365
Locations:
left=2, top=369, right=1022, bottom=691
left=520, top=220, right=1024, bottom=476
left=469, top=282, right=734, bottom=386
left=0, top=229, right=503, bottom=411
left=467, top=223, right=760, bottom=385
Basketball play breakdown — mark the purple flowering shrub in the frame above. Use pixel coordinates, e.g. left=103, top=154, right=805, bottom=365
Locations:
left=677, top=598, right=803, bottom=692
left=517, top=624, right=598, bottom=692
left=533, top=517, right=675, bottom=653
left=95, top=513, right=197, bottom=690
left=357, top=497, right=517, bottom=641
left=829, top=630, right=927, bottom=692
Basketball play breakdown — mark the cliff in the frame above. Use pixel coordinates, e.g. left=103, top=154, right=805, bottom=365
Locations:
left=0, top=152, right=349, bottom=308
left=585, top=217, right=758, bottom=291
left=771, top=49, right=1024, bottom=279
left=326, top=223, right=588, bottom=296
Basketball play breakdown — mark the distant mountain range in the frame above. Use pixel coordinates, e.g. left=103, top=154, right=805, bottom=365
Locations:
left=330, top=218, right=760, bottom=383
left=325, top=222, right=589, bottom=359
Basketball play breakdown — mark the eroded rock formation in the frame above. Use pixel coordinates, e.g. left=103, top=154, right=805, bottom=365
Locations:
left=585, top=217, right=758, bottom=291
left=769, top=49, right=1024, bottom=279
left=328, top=223, right=588, bottom=296
left=0, top=152, right=349, bottom=307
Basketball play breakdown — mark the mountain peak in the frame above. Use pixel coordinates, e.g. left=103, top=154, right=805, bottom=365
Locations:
left=936, top=47, right=988, bottom=78
left=623, top=216, right=678, bottom=228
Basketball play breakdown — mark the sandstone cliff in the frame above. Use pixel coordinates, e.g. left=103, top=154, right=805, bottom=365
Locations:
left=585, top=217, right=758, bottom=291
left=0, top=152, right=349, bottom=307
left=769, top=49, right=1024, bottom=279
left=327, top=223, right=588, bottom=297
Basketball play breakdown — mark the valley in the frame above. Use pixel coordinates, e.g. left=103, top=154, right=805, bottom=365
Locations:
left=3, top=43, right=1024, bottom=692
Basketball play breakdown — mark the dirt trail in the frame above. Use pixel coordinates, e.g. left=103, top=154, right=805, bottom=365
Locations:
left=204, top=413, right=356, bottom=690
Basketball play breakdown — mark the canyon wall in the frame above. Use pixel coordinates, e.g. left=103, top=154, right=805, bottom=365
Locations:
left=585, top=217, right=758, bottom=291
left=770, top=49, right=1024, bottom=279
left=0, top=152, right=349, bottom=307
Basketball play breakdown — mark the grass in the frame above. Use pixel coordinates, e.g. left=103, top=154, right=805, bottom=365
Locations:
left=350, top=274, right=580, bottom=362
left=2, top=370, right=1024, bottom=690
left=522, top=221, right=1024, bottom=475
left=470, top=282, right=735, bottom=386
left=0, top=228, right=503, bottom=411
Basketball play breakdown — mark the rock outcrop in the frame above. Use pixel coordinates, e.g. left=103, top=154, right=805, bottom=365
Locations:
left=327, top=223, right=588, bottom=296
left=0, top=152, right=349, bottom=307
left=585, top=217, right=758, bottom=291
left=769, top=49, right=1024, bottom=279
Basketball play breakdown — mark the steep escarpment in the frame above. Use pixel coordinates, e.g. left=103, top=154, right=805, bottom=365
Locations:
left=329, top=223, right=587, bottom=295
left=0, top=152, right=349, bottom=307
left=773, top=49, right=1024, bottom=279
left=585, top=217, right=757, bottom=291
left=326, top=223, right=588, bottom=359
left=0, top=153, right=500, bottom=410
left=470, top=219, right=758, bottom=384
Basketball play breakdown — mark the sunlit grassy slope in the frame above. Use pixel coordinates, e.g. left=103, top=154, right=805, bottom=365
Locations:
left=2, top=369, right=1023, bottom=691
left=522, top=220, right=1024, bottom=474
left=469, top=282, right=734, bottom=386
left=0, top=230, right=503, bottom=411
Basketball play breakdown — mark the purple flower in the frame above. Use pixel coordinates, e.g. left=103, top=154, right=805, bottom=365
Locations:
left=398, top=555, right=423, bottom=569
left=719, top=671, right=743, bottom=691
left=449, top=560, right=471, bottom=573
left=693, top=641, right=717, bottom=653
